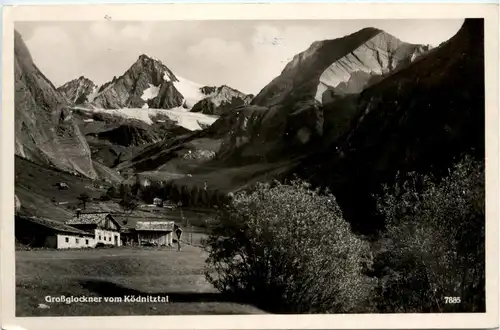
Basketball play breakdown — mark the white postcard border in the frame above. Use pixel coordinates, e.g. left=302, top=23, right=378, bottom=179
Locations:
left=1, top=3, right=498, bottom=330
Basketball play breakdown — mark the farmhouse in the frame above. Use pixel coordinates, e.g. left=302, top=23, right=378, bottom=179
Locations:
left=136, top=221, right=174, bottom=247
left=15, top=215, right=95, bottom=249
left=66, top=212, right=122, bottom=246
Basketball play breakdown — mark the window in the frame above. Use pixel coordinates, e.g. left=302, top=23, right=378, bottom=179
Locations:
left=65, top=237, right=69, bottom=243
left=99, top=235, right=101, bottom=240
left=76, top=238, right=79, bottom=244
left=85, top=239, right=89, bottom=245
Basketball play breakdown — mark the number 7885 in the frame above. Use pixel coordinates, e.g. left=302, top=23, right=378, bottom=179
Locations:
left=444, top=297, right=461, bottom=304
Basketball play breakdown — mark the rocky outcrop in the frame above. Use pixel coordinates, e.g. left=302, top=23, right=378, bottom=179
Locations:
left=190, top=85, right=253, bottom=115
left=92, top=55, right=183, bottom=109
left=14, top=30, right=97, bottom=179
left=57, top=76, right=98, bottom=105
left=147, top=81, right=185, bottom=109
left=252, top=28, right=430, bottom=107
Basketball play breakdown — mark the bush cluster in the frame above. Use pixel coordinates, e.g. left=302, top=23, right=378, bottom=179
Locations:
left=204, top=155, right=485, bottom=313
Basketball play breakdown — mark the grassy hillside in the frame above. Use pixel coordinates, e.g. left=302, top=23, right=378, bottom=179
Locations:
left=15, top=156, right=113, bottom=221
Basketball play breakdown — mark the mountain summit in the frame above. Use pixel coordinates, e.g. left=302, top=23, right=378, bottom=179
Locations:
left=91, top=54, right=182, bottom=109
left=252, top=28, right=430, bottom=107
left=57, top=76, right=99, bottom=105
left=73, top=54, right=251, bottom=112
left=190, top=85, right=254, bottom=115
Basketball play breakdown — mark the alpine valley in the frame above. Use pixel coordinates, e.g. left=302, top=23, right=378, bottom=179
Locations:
left=15, top=19, right=483, bottom=236
left=13, top=17, right=488, bottom=317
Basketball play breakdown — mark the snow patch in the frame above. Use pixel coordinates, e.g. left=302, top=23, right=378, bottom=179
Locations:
left=172, top=76, right=206, bottom=109
left=87, top=85, right=99, bottom=103
left=72, top=106, right=217, bottom=131
left=163, top=71, right=171, bottom=82
left=141, top=84, right=160, bottom=101
left=83, top=119, right=94, bottom=123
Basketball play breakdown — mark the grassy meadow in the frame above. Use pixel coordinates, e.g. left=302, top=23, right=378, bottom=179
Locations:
left=16, top=245, right=265, bottom=316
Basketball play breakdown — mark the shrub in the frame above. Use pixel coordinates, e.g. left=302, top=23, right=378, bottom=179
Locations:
left=77, top=193, right=90, bottom=209
left=373, top=155, right=485, bottom=312
left=204, top=179, right=374, bottom=313
left=99, top=193, right=111, bottom=202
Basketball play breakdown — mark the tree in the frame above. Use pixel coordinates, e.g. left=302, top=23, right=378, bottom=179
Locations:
left=77, top=193, right=91, bottom=209
left=373, top=155, right=485, bottom=312
left=204, top=179, right=374, bottom=313
left=119, top=194, right=138, bottom=215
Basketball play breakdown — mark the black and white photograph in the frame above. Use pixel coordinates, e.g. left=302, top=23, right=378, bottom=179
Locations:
left=1, top=3, right=499, bottom=329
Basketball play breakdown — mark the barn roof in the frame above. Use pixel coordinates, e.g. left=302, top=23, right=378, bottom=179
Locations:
left=66, top=212, right=113, bottom=225
left=136, top=221, right=175, bottom=232
left=17, top=215, right=94, bottom=236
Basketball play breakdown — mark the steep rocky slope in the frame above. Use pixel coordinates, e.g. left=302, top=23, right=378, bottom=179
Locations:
left=299, top=18, right=484, bottom=234
left=71, top=108, right=190, bottom=168
left=14, top=30, right=97, bottom=179
left=57, top=76, right=99, bottom=105
left=190, top=85, right=253, bottom=115
left=252, top=28, right=430, bottom=107
left=88, top=55, right=251, bottom=112
left=189, top=28, right=431, bottom=165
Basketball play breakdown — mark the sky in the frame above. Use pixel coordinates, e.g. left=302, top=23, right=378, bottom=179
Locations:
left=15, top=19, right=464, bottom=95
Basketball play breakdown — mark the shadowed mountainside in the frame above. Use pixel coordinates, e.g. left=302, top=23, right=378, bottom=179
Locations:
left=252, top=27, right=430, bottom=107
left=14, top=30, right=97, bottom=179
left=297, top=18, right=485, bottom=234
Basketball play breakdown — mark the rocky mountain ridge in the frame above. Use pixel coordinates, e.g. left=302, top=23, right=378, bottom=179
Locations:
left=298, top=18, right=484, bottom=233
left=190, top=85, right=254, bottom=115
left=252, top=28, right=430, bottom=107
left=57, top=76, right=99, bottom=105
left=90, top=54, right=182, bottom=109
left=14, top=30, right=98, bottom=179
left=68, top=55, right=253, bottom=113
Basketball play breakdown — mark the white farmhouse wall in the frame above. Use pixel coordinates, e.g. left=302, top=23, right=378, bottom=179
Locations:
left=56, top=234, right=95, bottom=249
left=94, top=229, right=121, bottom=246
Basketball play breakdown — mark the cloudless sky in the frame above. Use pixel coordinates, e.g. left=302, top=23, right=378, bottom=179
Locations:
left=16, top=19, right=464, bottom=94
